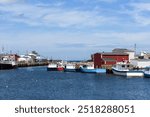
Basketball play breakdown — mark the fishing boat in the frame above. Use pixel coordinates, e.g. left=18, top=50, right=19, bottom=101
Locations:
left=80, top=65, right=106, bottom=73
left=47, top=64, right=58, bottom=71
left=0, top=60, right=17, bottom=70
left=144, top=67, right=150, bottom=78
left=57, top=65, right=64, bottom=71
left=47, top=60, right=65, bottom=71
left=64, top=64, right=76, bottom=72
left=112, top=62, right=144, bottom=77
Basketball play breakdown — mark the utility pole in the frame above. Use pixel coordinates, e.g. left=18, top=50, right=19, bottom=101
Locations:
left=134, top=43, right=136, bottom=56
left=2, top=46, right=4, bottom=54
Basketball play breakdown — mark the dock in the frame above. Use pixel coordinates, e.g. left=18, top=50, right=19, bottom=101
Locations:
left=18, top=62, right=48, bottom=67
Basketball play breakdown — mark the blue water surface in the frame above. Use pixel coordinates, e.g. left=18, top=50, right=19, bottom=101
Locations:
left=0, top=66, right=150, bottom=100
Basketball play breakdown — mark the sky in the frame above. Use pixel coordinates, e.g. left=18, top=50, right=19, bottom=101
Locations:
left=0, top=0, right=150, bottom=60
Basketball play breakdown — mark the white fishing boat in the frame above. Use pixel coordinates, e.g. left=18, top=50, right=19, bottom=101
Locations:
left=144, top=67, right=150, bottom=78
left=0, top=60, right=17, bottom=70
left=47, top=64, right=58, bottom=71
left=80, top=65, right=106, bottom=73
left=112, top=62, right=144, bottom=77
left=64, top=64, right=76, bottom=72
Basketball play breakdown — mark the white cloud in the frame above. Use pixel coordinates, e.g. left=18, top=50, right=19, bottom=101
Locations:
left=0, top=0, right=18, bottom=3
left=43, top=10, right=113, bottom=28
left=0, top=2, right=116, bottom=28
left=95, top=0, right=118, bottom=3
left=131, top=3, right=150, bottom=11
left=80, top=0, right=117, bottom=3
left=124, top=3, right=150, bottom=26
left=133, top=3, right=150, bottom=26
left=0, top=1, right=149, bottom=59
left=1, top=30, right=150, bottom=59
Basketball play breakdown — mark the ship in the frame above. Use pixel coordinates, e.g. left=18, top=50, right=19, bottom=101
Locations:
left=47, top=63, right=64, bottom=71
left=112, top=62, right=144, bottom=77
left=144, top=67, right=150, bottom=78
left=80, top=65, right=106, bottom=73
left=0, top=60, right=17, bottom=70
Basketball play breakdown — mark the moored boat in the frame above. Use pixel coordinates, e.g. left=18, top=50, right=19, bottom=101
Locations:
left=144, top=71, right=150, bottom=78
left=57, top=65, right=64, bottom=71
left=0, top=60, right=17, bottom=70
left=47, top=64, right=58, bottom=71
left=112, top=62, right=144, bottom=77
left=144, top=67, right=150, bottom=78
left=64, top=64, right=76, bottom=72
left=47, top=63, right=64, bottom=71
left=80, top=65, right=106, bottom=73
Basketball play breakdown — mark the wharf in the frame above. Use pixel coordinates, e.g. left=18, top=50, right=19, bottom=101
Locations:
left=101, top=65, right=113, bottom=74
left=64, top=61, right=114, bottom=74
left=18, top=62, right=48, bottom=67
left=47, top=61, right=113, bottom=74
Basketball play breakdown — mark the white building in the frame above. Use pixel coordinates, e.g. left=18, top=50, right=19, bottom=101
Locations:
left=112, top=48, right=135, bottom=62
left=139, top=51, right=150, bottom=59
left=130, top=59, right=150, bottom=68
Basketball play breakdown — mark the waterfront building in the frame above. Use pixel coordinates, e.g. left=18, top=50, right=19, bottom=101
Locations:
left=92, top=52, right=129, bottom=68
left=112, top=48, right=135, bottom=62
left=130, top=59, right=150, bottom=68
left=139, top=51, right=150, bottom=59
left=92, top=48, right=136, bottom=68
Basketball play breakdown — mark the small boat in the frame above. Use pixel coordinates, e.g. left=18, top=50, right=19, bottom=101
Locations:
left=80, top=65, right=106, bottom=73
left=0, top=60, right=17, bottom=70
left=144, top=67, right=150, bottom=78
left=47, top=64, right=58, bottom=71
left=57, top=65, right=64, bottom=71
left=112, top=62, right=144, bottom=77
left=47, top=63, right=64, bottom=71
left=64, top=64, right=77, bottom=72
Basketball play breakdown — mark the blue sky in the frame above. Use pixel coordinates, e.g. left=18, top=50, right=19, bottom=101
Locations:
left=0, top=0, right=150, bottom=60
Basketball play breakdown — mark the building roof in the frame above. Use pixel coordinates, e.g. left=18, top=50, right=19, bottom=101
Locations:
left=112, top=48, right=135, bottom=53
left=94, top=52, right=128, bottom=56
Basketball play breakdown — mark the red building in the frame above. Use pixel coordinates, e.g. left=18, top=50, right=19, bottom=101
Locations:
left=92, top=52, right=129, bottom=68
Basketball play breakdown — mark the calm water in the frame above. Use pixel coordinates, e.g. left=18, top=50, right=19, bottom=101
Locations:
left=0, top=66, right=150, bottom=100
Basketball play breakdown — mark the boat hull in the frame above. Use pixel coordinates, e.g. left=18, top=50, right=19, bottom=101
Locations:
left=144, top=72, right=150, bottom=78
left=0, top=63, right=17, bottom=70
left=112, top=68, right=144, bottom=77
left=47, top=67, right=58, bottom=71
left=75, top=68, right=81, bottom=72
left=80, top=68, right=106, bottom=73
left=64, top=68, right=76, bottom=72
left=57, top=67, right=64, bottom=71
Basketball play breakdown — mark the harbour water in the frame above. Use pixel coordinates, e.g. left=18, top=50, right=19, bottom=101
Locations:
left=0, top=66, right=150, bottom=100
